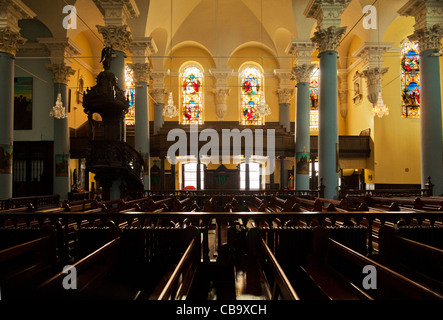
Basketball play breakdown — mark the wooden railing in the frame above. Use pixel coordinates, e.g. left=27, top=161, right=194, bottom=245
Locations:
left=0, top=211, right=441, bottom=261
left=0, top=194, right=60, bottom=211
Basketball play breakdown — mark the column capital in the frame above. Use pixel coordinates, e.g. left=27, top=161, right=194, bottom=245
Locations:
left=410, top=24, right=443, bottom=52
left=311, top=25, right=347, bottom=53
left=38, top=37, right=82, bottom=65
left=0, top=27, right=25, bottom=56
left=97, top=24, right=132, bottom=52
left=150, top=88, right=167, bottom=104
left=354, top=42, right=393, bottom=70
left=129, top=37, right=158, bottom=64
left=292, top=64, right=316, bottom=84
left=398, top=0, right=443, bottom=30
left=128, top=62, right=151, bottom=84
left=93, top=0, right=140, bottom=25
left=46, top=62, right=76, bottom=85
left=276, top=88, right=294, bottom=104
left=209, top=68, right=233, bottom=88
left=304, top=0, right=351, bottom=28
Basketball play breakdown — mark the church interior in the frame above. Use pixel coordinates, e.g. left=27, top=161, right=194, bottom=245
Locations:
left=0, top=0, right=442, bottom=304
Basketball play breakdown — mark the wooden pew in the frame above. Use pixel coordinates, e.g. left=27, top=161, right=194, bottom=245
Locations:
left=301, top=226, right=443, bottom=300
left=0, top=225, right=57, bottom=299
left=37, top=227, right=129, bottom=299
left=150, top=226, right=201, bottom=300
left=247, top=228, right=300, bottom=300
left=378, top=225, right=443, bottom=294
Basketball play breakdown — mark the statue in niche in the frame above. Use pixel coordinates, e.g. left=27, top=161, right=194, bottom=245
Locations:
left=353, top=71, right=363, bottom=104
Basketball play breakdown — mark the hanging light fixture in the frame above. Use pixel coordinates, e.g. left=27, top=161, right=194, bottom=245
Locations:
left=373, top=90, right=389, bottom=118
left=164, top=0, right=178, bottom=119
left=372, top=1, right=389, bottom=118
left=49, top=92, right=67, bottom=119
left=257, top=91, right=271, bottom=117
left=163, top=91, right=178, bottom=118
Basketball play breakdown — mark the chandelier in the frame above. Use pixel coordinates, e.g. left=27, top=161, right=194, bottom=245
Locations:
left=257, top=91, right=271, bottom=117
left=49, top=93, right=67, bottom=119
left=163, top=92, right=178, bottom=118
left=373, top=91, right=389, bottom=118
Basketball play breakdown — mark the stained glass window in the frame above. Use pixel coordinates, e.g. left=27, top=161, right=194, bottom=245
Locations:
left=125, top=65, right=135, bottom=125
left=310, top=67, right=319, bottom=131
left=240, top=65, right=263, bottom=125
left=181, top=65, right=203, bottom=124
left=401, top=40, right=420, bottom=118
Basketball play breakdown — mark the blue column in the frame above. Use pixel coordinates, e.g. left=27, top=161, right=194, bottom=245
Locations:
left=135, top=81, right=150, bottom=190
left=420, top=48, right=443, bottom=196
left=0, top=52, right=14, bottom=198
left=279, top=103, right=290, bottom=132
left=110, top=50, right=126, bottom=90
left=295, top=82, right=310, bottom=190
left=53, top=83, right=70, bottom=201
left=154, top=103, right=164, bottom=134
left=318, top=51, right=339, bottom=199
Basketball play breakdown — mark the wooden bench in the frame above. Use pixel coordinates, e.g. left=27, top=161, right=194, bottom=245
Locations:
left=378, top=225, right=443, bottom=294
left=302, top=226, right=443, bottom=300
left=0, top=225, right=57, bottom=299
left=247, top=227, right=300, bottom=300
left=37, top=227, right=131, bottom=299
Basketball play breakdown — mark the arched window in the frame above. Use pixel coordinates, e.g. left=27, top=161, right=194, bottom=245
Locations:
left=240, top=65, right=264, bottom=125
left=183, top=162, right=204, bottom=189
left=310, top=67, right=319, bottom=131
left=124, top=65, right=135, bottom=125
left=401, top=40, right=420, bottom=118
left=239, top=161, right=261, bottom=190
left=181, top=65, right=204, bottom=124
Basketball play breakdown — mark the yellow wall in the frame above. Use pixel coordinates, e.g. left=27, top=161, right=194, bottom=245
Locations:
left=68, top=32, right=99, bottom=130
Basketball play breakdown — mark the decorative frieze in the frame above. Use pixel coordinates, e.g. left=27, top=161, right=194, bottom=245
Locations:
left=0, top=0, right=36, bottom=33
left=354, top=42, right=393, bottom=70
left=274, top=69, right=293, bottom=89
left=38, top=38, right=82, bottom=65
left=209, top=68, right=233, bottom=88
left=97, top=24, right=132, bottom=52
left=93, top=0, right=139, bottom=25
left=46, top=62, right=76, bottom=85
left=285, top=40, right=315, bottom=66
left=129, top=37, right=158, bottom=64
left=304, top=0, right=351, bottom=28
left=398, top=0, right=443, bottom=30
